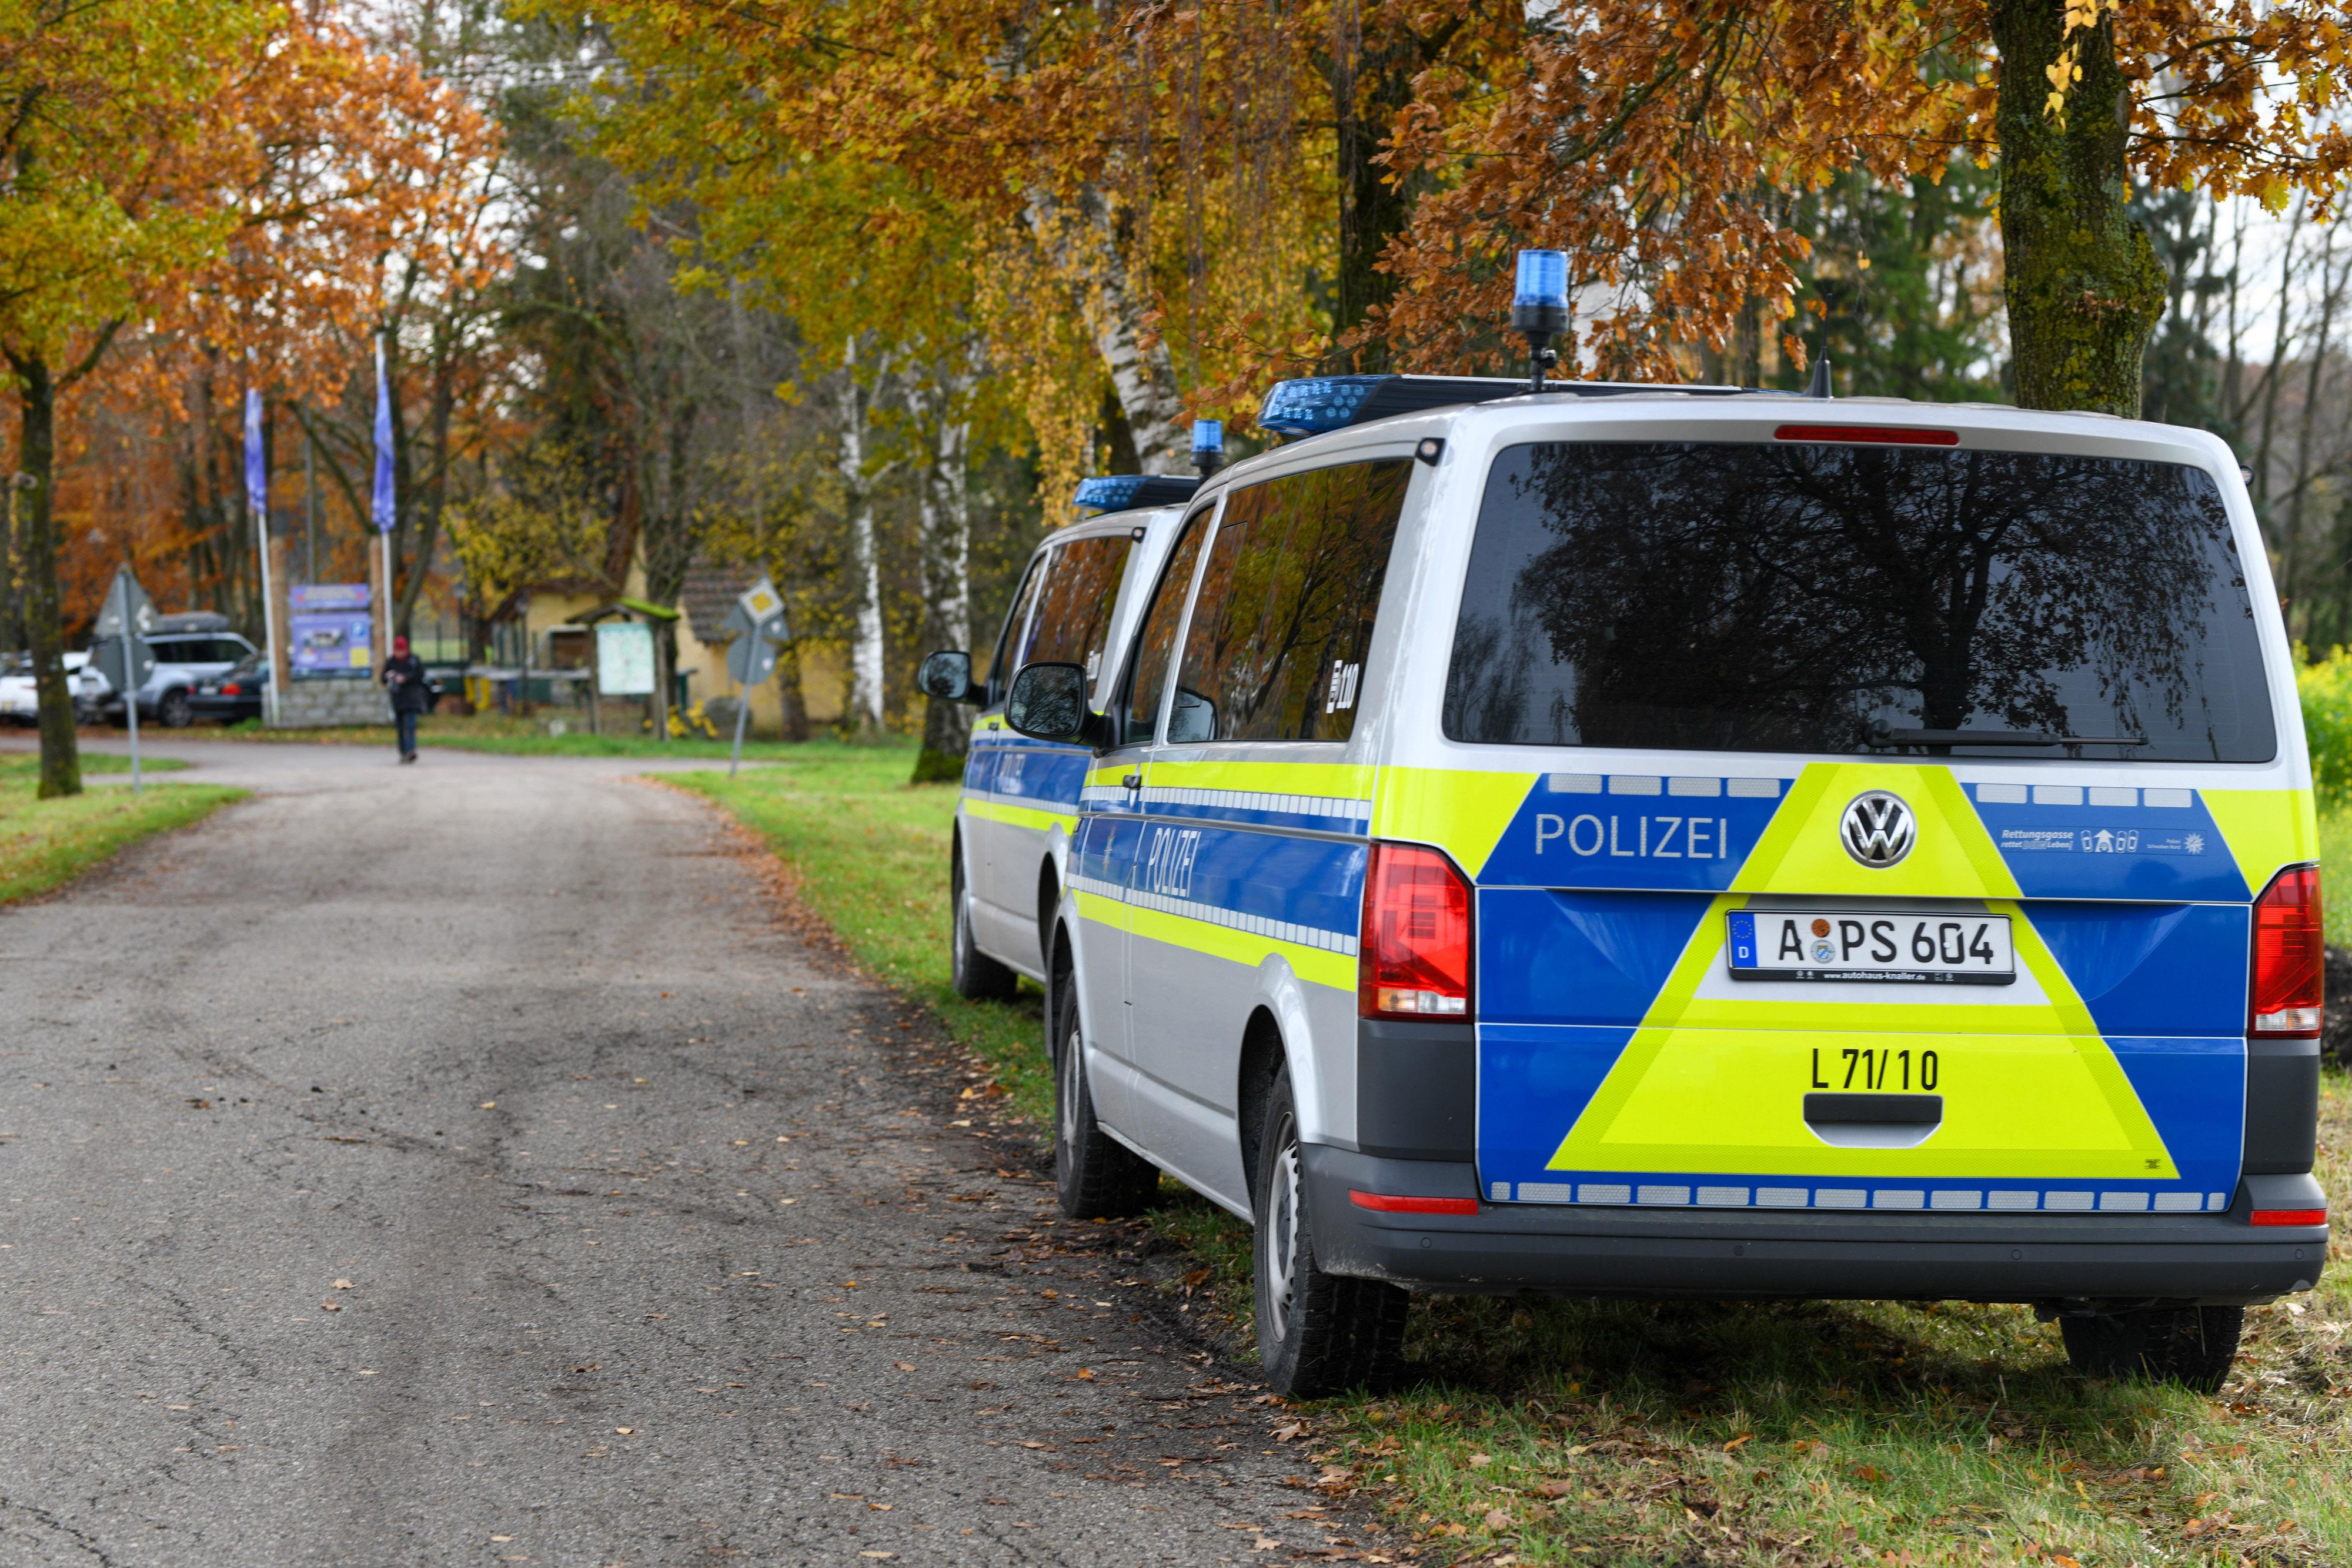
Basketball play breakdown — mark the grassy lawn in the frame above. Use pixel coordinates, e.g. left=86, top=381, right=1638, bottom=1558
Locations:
left=0, top=751, right=189, bottom=780
left=0, top=776, right=245, bottom=904
left=686, top=744, right=2352, bottom=1566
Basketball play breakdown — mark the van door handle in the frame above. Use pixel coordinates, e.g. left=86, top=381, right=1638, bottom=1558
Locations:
left=1122, top=773, right=1142, bottom=791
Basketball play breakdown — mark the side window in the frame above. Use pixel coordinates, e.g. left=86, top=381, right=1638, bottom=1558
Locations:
left=1171, top=459, right=1412, bottom=742
left=1017, top=535, right=1133, bottom=684
left=983, top=551, right=1048, bottom=704
left=1115, top=509, right=1210, bottom=745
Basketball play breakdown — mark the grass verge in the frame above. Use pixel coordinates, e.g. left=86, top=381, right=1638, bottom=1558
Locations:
left=0, top=780, right=245, bottom=904
left=686, top=746, right=2352, bottom=1565
left=671, top=743, right=1054, bottom=1123
left=0, top=751, right=189, bottom=780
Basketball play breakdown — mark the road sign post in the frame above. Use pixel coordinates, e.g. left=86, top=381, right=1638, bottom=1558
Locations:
left=720, top=589, right=789, bottom=778
left=92, top=567, right=156, bottom=793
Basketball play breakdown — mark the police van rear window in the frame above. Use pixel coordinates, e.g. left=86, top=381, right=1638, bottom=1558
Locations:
left=1443, top=442, right=2276, bottom=762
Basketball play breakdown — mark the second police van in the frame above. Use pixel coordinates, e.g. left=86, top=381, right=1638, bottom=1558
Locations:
left=925, top=334, right=2329, bottom=1400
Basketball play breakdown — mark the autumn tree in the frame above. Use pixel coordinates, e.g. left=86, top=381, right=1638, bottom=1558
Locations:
left=1374, top=1, right=2351, bottom=417
left=0, top=0, right=269, bottom=797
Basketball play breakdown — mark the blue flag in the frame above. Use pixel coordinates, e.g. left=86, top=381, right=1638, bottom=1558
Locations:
left=244, top=386, right=267, bottom=523
left=372, top=333, right=396, bottom=534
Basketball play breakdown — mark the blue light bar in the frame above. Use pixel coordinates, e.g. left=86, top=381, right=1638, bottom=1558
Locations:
left=1073, top=474, right=1201, bottom=513
left=1255, top=376, right=1387, bottom=436
left=1514, top=248, right=1568, bottom=309
left=1190, top=418, right=1224, bottom=454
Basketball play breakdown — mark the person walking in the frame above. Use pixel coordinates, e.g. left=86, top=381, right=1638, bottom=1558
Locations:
left=382, top=634, right=430, bottom=763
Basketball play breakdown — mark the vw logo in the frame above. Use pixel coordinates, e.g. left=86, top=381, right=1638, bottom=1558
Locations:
left=1840, top=790, right=1915, bottom=867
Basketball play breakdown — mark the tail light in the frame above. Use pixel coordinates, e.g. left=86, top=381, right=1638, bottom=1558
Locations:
left=1359, top=842, right=1472, bottom=1019
left=220, top=682, right=242, bottom=696
left=2250, top=865, right=2323, bottom=1037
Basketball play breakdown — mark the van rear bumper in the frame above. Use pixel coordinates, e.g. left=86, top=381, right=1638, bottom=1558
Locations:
left=1304, top=1147, right=2328, bottom=1306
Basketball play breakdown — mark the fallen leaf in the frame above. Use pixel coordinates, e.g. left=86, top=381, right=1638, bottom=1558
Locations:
left=319, top=1301, right=341, bottom=1312
left=1724, top=1433, right=1753, bottom=1451
left=1272, top=1422, right=1303, bottom=1442
left=331, top=1279, right=353, bottom=1290
left=893, top=1362, right=916, bottom=1372
left=1484, top=1507, right=1513, bottom=1529
left=1468, top=1453, right=1491, bottom=1467
left=614, top=1427, right=634, bottom=1435
left=1535, top=1480, right=1573, bottom=1499
left=479, top=1102, right=496, bottom=1109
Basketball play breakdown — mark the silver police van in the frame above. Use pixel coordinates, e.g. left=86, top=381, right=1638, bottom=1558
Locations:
left=937, top=367, right=2328, bottom=1399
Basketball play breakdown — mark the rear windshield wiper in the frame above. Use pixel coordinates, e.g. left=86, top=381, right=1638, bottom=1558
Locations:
left=1864, top=721, right=2148, bottom=750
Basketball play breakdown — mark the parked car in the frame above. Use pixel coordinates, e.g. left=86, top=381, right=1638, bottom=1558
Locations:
left=94, top=613, right=258, bottom=728
left=191, top=650, right=270, bottom=724
left=941, top=370, right=2328, bottom=1399
left=0, top=651, right=108, bottom=724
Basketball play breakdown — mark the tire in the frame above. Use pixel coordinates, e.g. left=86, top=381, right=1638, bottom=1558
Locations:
left=1051, top=975, right=1159, bottom=1220
left=950, top=848, right=1017, bottom=1001
left=2060, top=1303, right=2244, bottom=1393
left=156, top=689, right=194, bottom=728
left=1251, top=1062, right=1409, bottom=1398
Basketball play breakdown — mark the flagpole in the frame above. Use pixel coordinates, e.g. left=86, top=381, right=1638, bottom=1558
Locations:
left=246, top=382, right=281, bottom=728
left=372, top=330, right=397, bottom=701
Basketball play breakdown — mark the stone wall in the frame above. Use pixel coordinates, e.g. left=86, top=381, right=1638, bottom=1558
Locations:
left=273, top=678, right=390, bottom=728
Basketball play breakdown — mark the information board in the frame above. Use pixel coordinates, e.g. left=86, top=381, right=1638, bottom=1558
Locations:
left=288, top=584, right=374, bottom=674
left=597, top=622, right=655, bottom=696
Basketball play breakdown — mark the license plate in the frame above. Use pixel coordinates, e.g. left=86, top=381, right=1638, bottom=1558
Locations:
left=1726, top=910, right=2013, bottom=984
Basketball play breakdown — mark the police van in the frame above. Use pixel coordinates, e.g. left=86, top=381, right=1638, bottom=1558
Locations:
left=934, top=367, right=2330, bottom=1399
left=924, top=476, right=1193, bottom=1001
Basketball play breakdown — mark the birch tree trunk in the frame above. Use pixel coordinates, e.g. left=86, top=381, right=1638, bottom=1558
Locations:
left=834, top=336, right=888, bottom=741
left=1025, top=185, right=1190, bottom=472
left=907, top=341, right=980, bottom=783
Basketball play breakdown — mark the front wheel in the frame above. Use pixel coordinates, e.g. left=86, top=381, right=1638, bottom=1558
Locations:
left=2060, top=1303, right=2244, bottom=1393
left=1251, top=1062, right=1408, bottom=1397
left=950, top=850, right=1017, bottom=1001
left=1051, top=977, right=1158, bottom=1220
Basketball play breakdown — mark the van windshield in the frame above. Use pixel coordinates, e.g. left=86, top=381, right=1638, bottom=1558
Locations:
left=1442, top=441, right=2275, bottom=762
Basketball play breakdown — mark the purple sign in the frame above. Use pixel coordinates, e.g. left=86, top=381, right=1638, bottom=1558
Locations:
left=288, top=583, right=373, bottom=676
left=290, top=583, right=370, bottom=612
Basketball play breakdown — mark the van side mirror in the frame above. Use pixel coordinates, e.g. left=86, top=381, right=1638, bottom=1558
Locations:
left=1005, top=662, right=1108, bottom=747
left=916, top=649, right=983, bottom=703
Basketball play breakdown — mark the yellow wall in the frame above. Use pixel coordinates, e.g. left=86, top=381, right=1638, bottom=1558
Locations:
left=516, top=576, right=847, bottom=732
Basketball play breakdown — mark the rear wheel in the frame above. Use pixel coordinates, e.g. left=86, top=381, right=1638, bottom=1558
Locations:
left=949, top=848, right=1016, bottom=1001
left=2060, top=1303, right=2244, bottom=1393
left=1251, top=1062, right=1408, bottom=1397
left=1051, top=977, right=1158, bottom=1219
left=156, top=689, right=194, bottom=728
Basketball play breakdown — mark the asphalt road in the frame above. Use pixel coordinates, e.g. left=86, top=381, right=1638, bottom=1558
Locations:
left=0, top=743, right=1376, bottom=1564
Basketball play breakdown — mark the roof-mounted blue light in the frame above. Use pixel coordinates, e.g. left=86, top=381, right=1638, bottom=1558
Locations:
left=1254, top=372, right=1758, bottom=440
left=1255, top=376, right=1388, bottom=436
left=1514, top=248, right=1569, bottom=310
left=1073, top=473, right=1201, bottom=514
left=1191, top=418, right=1223, bottom=454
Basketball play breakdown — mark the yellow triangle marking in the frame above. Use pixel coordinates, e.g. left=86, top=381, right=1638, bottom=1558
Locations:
left=1544, top=892, right=2176, bottom=1181
left=1733, top=762, right=2019, bottom=899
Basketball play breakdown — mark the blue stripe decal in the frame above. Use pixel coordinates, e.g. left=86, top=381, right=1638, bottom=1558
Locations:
left=965, top=734, right=1091, bottom=811
left=1480, top=888, right=1709, bottom=1027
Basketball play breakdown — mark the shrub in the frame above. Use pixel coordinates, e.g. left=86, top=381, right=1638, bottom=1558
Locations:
left=2299, top=647, right=2352, bottom=805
